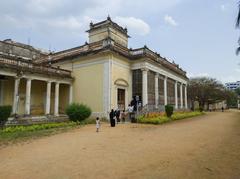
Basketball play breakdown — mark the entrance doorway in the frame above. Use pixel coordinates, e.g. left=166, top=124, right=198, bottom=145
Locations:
left=117, top=88, right=125, bottom=110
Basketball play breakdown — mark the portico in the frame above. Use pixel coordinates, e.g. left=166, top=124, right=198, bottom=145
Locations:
left=0, top=55, right=73, bottom=118
left=132, top=61, right=188, bottom=110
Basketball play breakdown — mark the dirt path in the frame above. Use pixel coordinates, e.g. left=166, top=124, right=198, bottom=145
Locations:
left=0, top=110, right=240, bottom=179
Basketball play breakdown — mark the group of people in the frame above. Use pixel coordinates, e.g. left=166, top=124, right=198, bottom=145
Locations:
left=96, top=97, right=140, bottom=131
left=109, top=108, right=128, bottom=127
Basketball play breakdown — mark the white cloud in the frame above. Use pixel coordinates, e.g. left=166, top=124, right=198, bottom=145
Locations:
left=164, top=15, right=178, bottom=26
left=220, top=5, right=226, bottom=11
left=47, top=16, right=83, bottom=30
left=114, top=16, right=150, bottom=36
left=188, top=72, right=210, bottom=78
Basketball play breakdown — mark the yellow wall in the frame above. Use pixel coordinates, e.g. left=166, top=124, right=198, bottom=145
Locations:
left=30, top=80, right=46, bottom=115
left=2, top=77, right=14, bottom=106
left=2, top=78, right=47, bottom=115
left=55, top=54, right=106, bottom=113
left=59, top=84, right=69, bottom=114
left=111, top=54, right=132, bottom=110
left=89, top=27, right=128, bottom=47
left=55, top=53, right=132, bottom=114
left=72, top=64, right=104, bottom=112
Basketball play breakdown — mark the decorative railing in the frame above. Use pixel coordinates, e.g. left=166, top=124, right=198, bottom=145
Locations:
left=0, top=55, right=72, bottom=78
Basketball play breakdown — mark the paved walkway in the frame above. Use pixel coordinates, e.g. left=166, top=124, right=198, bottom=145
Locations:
left=0, top=110, right=240, bottom=179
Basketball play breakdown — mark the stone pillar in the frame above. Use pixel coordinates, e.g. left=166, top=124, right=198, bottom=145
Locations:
left=164, top=76, right=168, bottom=105
left=155, top=73, right=159, bottom=108
left=175, top=81, right=178, bottom=109
left=185, top=84, right=188, bottom=109
left=180, top=83, right=183, bottom=109
left=69, top=84, right=73, bottom=104
left=142, top=68, right=148, bottom=106
left=25, top=79, right=32, bottom=115
left=12, top=78, right=20, bottom=114
left=45, top=81, right=51, bottom=115
left=54, top=82, right=59, bottom=116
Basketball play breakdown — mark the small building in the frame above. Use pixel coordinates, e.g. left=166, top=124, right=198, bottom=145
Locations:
left=225, top=81, right=240, bottom=90
left=0, top=17, right=188, bottom=119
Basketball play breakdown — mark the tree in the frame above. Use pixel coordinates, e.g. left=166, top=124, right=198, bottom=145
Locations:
left=224, top=90, right=238, bottom=107
left=235, top=87, right=240, bottom=96
left=188, top=77, right=226, bottom=110
left=236, top=2, right=240, bottom=54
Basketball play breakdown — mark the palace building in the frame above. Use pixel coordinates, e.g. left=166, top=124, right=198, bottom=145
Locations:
left=0, top=17, right=188, bottom=119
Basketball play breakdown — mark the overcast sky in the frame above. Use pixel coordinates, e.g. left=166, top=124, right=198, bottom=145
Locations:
left=0, top=0, right=239, bottom=83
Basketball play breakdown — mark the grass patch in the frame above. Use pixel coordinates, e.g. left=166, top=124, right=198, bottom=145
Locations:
left=138, top=111, right=204, bottom=125
left=0, top=117, right=100, bottom=147
left=0, top=122, right=77, bottom=146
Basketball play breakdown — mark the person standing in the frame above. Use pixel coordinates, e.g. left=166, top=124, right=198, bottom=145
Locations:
left=127, top=104, right=134, bottom=121
left=109, top=109, right=115, bottom=127
left=115, top=108, right=121, bottom=123
left=121, top=110, right=127, bottom=123
left=96, top=117, right=100, bottom=132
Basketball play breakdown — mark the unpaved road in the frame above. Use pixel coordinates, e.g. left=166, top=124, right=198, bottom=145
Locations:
left=0, top=110, right=240, bottom=179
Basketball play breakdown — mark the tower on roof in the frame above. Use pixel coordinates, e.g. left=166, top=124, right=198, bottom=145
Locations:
left=86, top=16, right=130, bottom=47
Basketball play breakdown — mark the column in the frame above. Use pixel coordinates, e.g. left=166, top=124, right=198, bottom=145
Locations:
left=54, top=82, right=59, bottom=116
left=155, top=73, right=159, bottom=108
left=25, top=79, right=32, bottom=115
left=69, top=84, right=73, bottom=104
left=142, top=68, right=148, bottom=106
left=12, top=77, right=20, bottom=114
left=175, top=81, right=178, bottom=109
left=180, top=83, right=183, bottom=109
left=184, top=84, right=188, bottom=109
left=45, top=81, right=51, bottom=115
left=164, top=76, right=168, bottom=105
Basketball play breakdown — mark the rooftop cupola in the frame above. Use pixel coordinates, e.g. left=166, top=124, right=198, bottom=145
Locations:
left=86, top=16, right=130, bottom=48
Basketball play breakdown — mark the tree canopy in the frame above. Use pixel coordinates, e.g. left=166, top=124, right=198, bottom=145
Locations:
left=188, top=77, right=237, bottom=109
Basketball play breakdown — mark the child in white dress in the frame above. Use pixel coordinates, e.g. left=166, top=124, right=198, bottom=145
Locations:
left=96, top=117, right=100, bottom=132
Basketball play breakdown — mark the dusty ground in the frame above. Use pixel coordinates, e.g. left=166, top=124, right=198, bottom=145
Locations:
left=0, top=110, right=240, bottom=179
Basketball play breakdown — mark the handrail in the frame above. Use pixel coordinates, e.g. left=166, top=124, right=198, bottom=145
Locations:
left=0, top=55, right=72, bottom=78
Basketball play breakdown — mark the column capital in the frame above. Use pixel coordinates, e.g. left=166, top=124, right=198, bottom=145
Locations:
left=155, top=73, right=159, bottom=78
left=164, top=76, right=168, bottom=80
left=141, top=68, right=149, bottom=72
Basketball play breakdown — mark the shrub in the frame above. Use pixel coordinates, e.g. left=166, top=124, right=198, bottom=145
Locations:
left=0, top=105, right=12, bottom=123
left=137, top=111, right=204, bottom=125
left=65, top=103, right=92, bottom=122
left=199, top=106, right=204, bottom=112
left=165, top=105, right=174, bottom=117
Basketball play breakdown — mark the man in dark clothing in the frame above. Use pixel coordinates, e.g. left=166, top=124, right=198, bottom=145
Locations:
left=131, top=97, right=137, bottom=112
left=109, top=109, right=115, bottom=127
left=115, top=109, right=121, bottom=123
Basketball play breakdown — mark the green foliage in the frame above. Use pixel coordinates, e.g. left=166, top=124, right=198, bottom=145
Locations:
left=0, top=105, right=12, bottom=122
left=138, top=111, right=204, bottom=125
left=225, top=90, right=238, bottom=107
left=65, top=103, right=92, bottom=122
left=171, top=111, right=203, bottom=121
left=138, top=115, right=170, bottom=125
left=0, top=122, right=79, bottom=145
left=235, top=87, right=240, bottom=96
left=199, top=106, right=204, bottom=112
left=165, top=105, right=174, bottom=117
left=2, top=122, right=76, bottom=133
